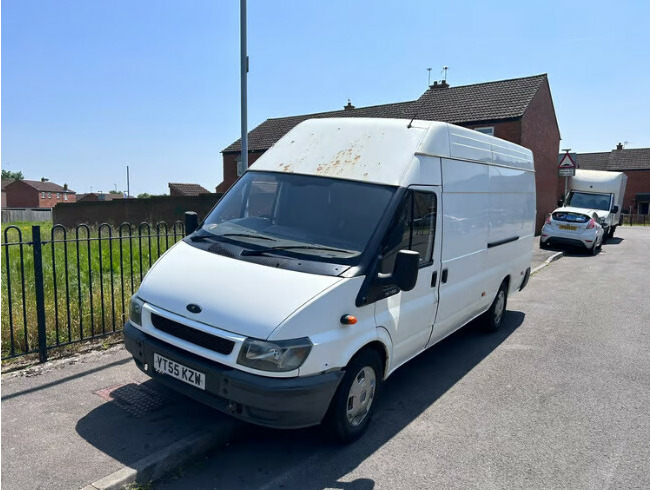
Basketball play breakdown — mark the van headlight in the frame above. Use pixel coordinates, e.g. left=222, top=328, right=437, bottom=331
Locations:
left=237, top=337, right=312, bottom=372
left=129, top=296, right=144, bottom=326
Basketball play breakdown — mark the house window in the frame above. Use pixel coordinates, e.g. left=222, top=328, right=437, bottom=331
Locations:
left=48, top=192, right=52, bottom=198
left=475, top=127, right=495, bottom=136
left=42, top=192, right=45, bottom=198
left=57, top=193, right=60, bottom=199
left=64, top=194, right=68, bottom=201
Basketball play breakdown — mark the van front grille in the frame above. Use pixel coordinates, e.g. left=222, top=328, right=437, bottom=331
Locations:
left=151, top=313, right=235, bottom=355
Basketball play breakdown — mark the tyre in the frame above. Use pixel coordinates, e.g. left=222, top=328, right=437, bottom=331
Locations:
left=326, top=349, right=382, bottom=443
left=589, top=239, right=598, bottom=255
left=483, top=281, right=508, bottom=332
left=539, top=238, right=549, bottom=249
left=610, top=226, right=616, bottom=239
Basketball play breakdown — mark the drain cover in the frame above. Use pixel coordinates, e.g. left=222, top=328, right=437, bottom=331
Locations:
left=95, top=382, right=168, bottom=417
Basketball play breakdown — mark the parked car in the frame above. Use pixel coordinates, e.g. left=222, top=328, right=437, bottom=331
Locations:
left=540, top=208, right=604, bottom=254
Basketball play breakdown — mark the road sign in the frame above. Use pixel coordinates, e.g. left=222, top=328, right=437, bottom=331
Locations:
left=559, top=167, right=576, bottom=177
left=558, top=152, right=577, bottom=177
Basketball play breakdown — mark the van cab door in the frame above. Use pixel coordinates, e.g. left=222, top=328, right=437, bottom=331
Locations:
left=374, top=186, right=442, bottom=369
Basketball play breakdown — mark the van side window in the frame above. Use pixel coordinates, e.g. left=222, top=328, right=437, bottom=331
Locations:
left=380, top=191, right=436, bottom=273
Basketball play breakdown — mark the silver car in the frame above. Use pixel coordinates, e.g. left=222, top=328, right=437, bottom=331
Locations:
left=540, top=207, right=604, bottom=254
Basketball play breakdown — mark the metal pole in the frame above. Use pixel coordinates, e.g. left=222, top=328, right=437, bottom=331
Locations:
left=32, top=226, right=48, bottom=363
left=240, top=0, right=248, bottom=170
left=126, top=165, right=130, bottom=198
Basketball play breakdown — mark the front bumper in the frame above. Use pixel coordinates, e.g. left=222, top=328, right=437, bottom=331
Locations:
left=124, top=322, right=344, bottom=429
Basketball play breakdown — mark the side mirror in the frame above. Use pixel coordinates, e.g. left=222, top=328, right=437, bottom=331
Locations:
left=392, top=250, right=420, bottom=291
left=612, top=205, right=619, bottom=213
left=184, top=211, right=199, bottom=236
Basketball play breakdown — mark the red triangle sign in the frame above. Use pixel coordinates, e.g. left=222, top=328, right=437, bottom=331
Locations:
left=558, top=153, right=576, bottom=168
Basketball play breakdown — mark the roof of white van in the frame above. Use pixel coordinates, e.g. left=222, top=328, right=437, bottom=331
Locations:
left=249, top=118, right=533, bottom=186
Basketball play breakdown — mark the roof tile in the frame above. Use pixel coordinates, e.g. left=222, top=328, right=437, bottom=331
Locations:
left=168, top=183, right=211, bottom=196
left=223, top=74, right=548, bottom=153
left=20, top=180, right=74, bottom=192
left=576, top=148, right=650, bottom=171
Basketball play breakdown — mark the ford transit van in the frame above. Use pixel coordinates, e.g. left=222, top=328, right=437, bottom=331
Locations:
left=124, top=118, right=535, bottom=441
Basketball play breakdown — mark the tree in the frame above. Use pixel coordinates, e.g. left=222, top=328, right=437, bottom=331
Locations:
left=2, top=170, right=24, bottom=180
left=137, top=193, right=151, bottom=199
left=109, top=190, right=122, bottom=194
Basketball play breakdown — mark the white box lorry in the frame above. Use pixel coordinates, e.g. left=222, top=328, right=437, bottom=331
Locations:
left=565, top=169, right=627, bottom=239
left=124, top=118, right=536, bottom=441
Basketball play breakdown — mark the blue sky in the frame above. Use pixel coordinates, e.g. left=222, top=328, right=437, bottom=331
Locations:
left=2, top=0, right=649, bottom=196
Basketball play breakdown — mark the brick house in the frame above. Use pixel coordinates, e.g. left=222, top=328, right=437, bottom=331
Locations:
left=220, top=74, right=561, bottom=233
left=77, top=192, right=126, bottom=202
left=1, top=179, right=12, bottom=207
left=168, top=183, right=210, bottom=197
left=574, top=144, right=650, bottom=215
left=4, top=180, right=76, bottom=208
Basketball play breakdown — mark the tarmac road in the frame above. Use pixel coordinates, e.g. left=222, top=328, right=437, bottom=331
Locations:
left=157, top=226, right=650, bottom=490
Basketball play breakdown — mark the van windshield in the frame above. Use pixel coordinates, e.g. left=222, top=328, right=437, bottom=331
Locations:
left=566, top=191, right=611, bottom=211
left=199, top=171, right=396, bottom=263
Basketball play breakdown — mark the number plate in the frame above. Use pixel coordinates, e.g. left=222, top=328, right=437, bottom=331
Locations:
left=558, top=225, right=577, bottom=231
left=153, top=353, right=206, bottom=390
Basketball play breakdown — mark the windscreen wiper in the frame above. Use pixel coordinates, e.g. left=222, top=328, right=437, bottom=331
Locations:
left=189, top=232, right=216, bottom=242
left=221, top=233, right=276, bottom=241
left=241, top=245, right=354, bottom=256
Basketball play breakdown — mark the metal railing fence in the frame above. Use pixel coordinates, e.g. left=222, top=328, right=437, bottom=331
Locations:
left=1, top=221, right=185, bottom=363
left=620, top=214, right=649, bottom=226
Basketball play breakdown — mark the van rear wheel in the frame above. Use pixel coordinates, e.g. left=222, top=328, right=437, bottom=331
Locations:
left=483, top=281, right=508, bottom=332
left=325, top=349, right=382, bottom=443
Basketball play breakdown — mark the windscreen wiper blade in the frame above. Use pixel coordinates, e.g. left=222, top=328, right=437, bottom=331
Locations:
left=189, top=232, right=216, bottom=242
left=241, top=245, right=354, bottom=256
left=221, top=233, right=276, bottom=241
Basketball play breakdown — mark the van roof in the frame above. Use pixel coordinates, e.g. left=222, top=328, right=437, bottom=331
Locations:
left=249, top=118, right=534, bottom=186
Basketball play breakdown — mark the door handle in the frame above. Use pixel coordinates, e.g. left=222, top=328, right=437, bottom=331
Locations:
left=431, top=271, right=438, bottom=287
left=441, top=269, right=448, bottom=284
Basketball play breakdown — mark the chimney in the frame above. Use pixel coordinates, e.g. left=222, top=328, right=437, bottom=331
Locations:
left=429, top=80, right=449, bottom=89
left=343, top=99, right=355, bottom=111
left=63, top=183, right=68, bottom=191
left=616, top=142, right=623, bottom=150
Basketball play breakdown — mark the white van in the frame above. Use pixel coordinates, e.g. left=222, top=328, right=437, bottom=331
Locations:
left=125, top=118, right=535, bottom=441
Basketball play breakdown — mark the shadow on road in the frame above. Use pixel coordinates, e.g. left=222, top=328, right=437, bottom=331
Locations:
left=75, top=378, right=231, bottom=467
left=604, top=237, right=624, bottom=245
left=157, top=311, right=525, bottom=489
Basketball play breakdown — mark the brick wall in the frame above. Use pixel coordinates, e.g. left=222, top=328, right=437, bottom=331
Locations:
left=464, top=120, right=522, bottom=144
left=37, top=191, right=76, bottom=208
left=52, top=194, right=223, bottom=228
left=217, top=151, right=265, bottom=192
left=520, top=80, right=562, bottom=233
left=4, top=181, right=39, bottom=207
left=622, top=170, right=650, bottom=213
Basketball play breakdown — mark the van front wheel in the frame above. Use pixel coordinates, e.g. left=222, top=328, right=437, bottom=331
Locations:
left=484, top=281, right=508, bottom=332
left=326, top=350, right=382, bottom=443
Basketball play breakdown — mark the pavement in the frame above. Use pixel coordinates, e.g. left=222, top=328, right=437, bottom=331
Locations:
left=1, top=237, right=564, bottom=490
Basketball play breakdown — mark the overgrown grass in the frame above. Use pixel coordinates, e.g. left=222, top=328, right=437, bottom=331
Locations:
left=1, top=221, right=184, bottom=361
